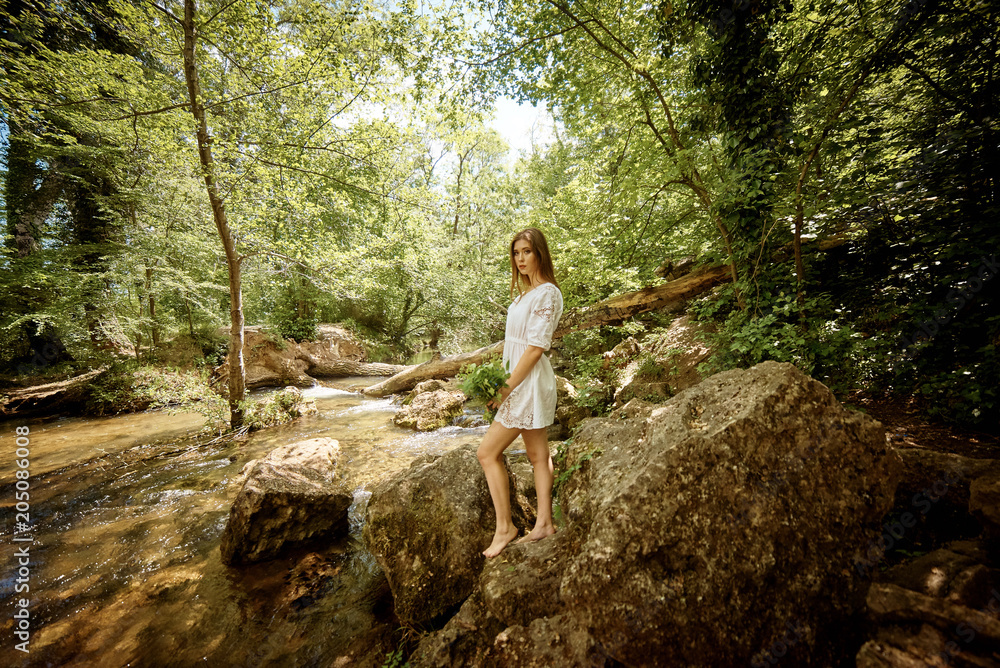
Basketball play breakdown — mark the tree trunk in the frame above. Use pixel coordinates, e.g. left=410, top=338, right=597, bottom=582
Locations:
left=0, top=367, right=107, bottom=417
left=182, top=0, right=245, bottom=428
left=135, top=283, right=144, bottom=360
left=145, top=266, right=160, bottom=347
left=453, top=152, right=465, bottom=235
left=4, top=121, right=59, bottom=258
left=309, top=359, right=411, bottom=378
left=185, top=298, right=195, bottom=336
left=554, top=264, right=732, bottom=337
left=362, top=341, right=503, bottom=397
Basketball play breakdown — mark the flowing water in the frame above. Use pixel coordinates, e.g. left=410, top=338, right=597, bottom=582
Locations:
left=0, top=378, right=497, bottom=667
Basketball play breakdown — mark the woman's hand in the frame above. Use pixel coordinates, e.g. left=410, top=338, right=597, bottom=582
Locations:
left=488, top=384, right=512, bottom=410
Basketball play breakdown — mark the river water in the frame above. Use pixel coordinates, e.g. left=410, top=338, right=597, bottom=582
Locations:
left=1, top=378, right=494, bottom=667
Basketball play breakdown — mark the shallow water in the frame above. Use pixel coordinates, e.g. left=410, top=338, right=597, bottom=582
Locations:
left=0, top=378, right=498, bottom=666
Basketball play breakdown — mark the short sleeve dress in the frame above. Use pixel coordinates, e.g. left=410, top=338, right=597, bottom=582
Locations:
left=495, top=282, right=564, bottom=430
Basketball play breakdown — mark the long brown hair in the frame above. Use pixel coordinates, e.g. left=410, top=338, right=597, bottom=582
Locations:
left=509, top=227, right=559, bottom=299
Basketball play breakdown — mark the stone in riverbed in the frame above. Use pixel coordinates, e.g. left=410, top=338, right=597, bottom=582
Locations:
left=363, top=444, right=534, bottom=626
left=408, top=379, right=447, bottom=398
left=393, top=389, right=466, bottom=431
left=220, top=437, right=352, bottom=565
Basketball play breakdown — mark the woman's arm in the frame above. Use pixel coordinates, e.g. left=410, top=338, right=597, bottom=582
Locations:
left=491, top=345, right=545, bottom=407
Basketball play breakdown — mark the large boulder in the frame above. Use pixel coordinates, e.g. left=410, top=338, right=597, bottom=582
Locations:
left=555, top=398, right=656, bottom=529
left=393, top=389, right=466, bottom=431
left=363, top=444, right=534, bottom=626
left=220, top=438, right=352, bottom=565
left=492, top=614, right=612, bottom=668
left=555, top=360, right=902, bottom=666
left=551, top=376, right=592, bottom=439
left=212, top=324, right=378, bottom=390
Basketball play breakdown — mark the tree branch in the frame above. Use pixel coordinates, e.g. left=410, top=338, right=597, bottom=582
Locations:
left=232, top=150, right=436, bottom=212
left=901, top=59, right=975, bottom=117
left=104, top=101, right=191, bottom=121
left=198, top=0, right=243, bottom=28
left=150, top=2, right=183, bottom=25
left=458, top=22, right=594, bottom=66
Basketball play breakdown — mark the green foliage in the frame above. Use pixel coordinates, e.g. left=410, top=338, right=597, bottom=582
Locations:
left=276, top=314, right=319, bottom=343
left=339, top=319, right=412, bottom=365
left=694, top=290, right=873, bottom=395
left=255, top=329, right=288, bottom=352
left=458, top=356, right=510, bottom=422
left=381, top=645, right=408, bottom=668
left=85, top=361, right=140, bottom=416
left=635, top=353, right=667, bottom=381
left=85, top=361, right=221, bottom=417
left=1, top=0, right=996, bottom=434
left=913, top=358, right=999, bottom=429
left=239, top=389, right=314, bottom=432
left=191, top=328, right=229, bottom=369
left=559, top=323, right=652, bottom=416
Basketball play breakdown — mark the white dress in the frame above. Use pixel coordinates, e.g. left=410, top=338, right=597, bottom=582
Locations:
left=495, top=282, right=564, bottom=430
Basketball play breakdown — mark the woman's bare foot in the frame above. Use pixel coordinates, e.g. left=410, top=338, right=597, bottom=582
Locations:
left=483, top=526, right=519, bottom=558
left=516, top=524, right=556, bottom=544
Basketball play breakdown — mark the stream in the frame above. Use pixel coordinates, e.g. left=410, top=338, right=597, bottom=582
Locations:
left=1, top=378, right=495, bottom=667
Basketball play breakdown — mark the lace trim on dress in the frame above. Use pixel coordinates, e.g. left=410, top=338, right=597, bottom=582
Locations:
left=496, top=386, right=536, bottom=430
left=532, top=305, right=554, bottom=321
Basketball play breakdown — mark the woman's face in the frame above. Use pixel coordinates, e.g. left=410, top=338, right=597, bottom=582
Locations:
left=512, top=239, right=540, bottom=282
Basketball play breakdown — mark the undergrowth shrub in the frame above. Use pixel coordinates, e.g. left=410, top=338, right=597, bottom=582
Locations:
left=86, top=361, right=221, bottom=416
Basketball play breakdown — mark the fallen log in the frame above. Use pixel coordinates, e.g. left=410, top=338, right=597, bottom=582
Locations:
left=556, top=233, right=852, bottom=337
left=771, top=232, right=851, bottom=264
left=0, top=367, right=107, bottom=416
left=307, top=359, right=409, bottom=378
left=362, top=341, right=503, bottom=397
left=553, top=264, right=731, bottom=337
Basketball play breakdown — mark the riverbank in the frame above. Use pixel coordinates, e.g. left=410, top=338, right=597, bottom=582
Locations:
left=0, top=378, right=494, bottom=666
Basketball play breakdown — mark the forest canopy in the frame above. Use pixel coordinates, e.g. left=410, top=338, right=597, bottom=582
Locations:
left=2, top=0, right=997, bottom=430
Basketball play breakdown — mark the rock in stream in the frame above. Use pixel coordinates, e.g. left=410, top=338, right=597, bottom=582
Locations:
left=220, top=437, right=353, bottom=565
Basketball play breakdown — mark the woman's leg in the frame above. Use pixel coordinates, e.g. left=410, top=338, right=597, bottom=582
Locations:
left=477, top=420, right=522, bottom=558
left=517, top=427, right=556, bottom=543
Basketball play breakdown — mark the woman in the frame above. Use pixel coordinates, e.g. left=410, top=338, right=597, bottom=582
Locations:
left=478, top=227, right=564, bottom=558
